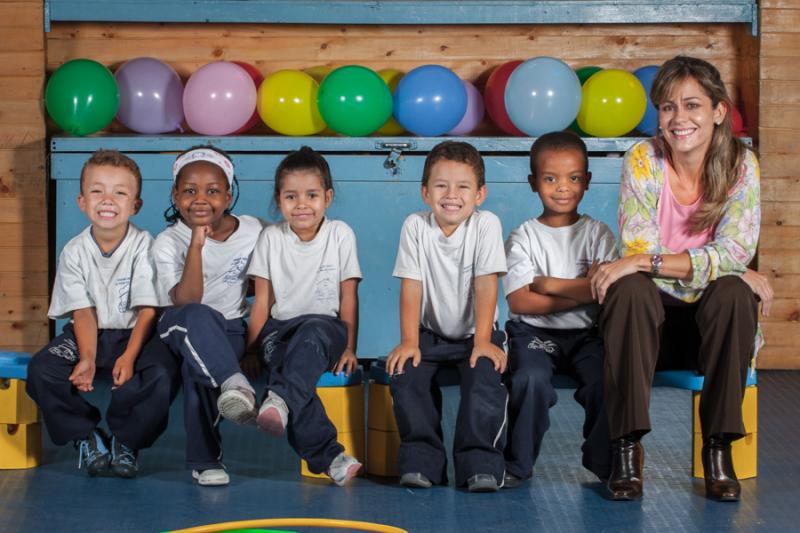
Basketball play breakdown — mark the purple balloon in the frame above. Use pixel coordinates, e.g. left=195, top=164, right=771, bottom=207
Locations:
left=183, top=61, right=257, bottom=136
left=447, top=80, right=485, bottom=136
left=115, top=57, right=184, bottom=134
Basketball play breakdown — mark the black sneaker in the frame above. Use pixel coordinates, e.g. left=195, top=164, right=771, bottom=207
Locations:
left=503, top=471, right=526, bottom=489
left=76, top=429, right=110, bottom=476
left=110, top=435, right=138, bottom=478
left=467, top=473, right=501, bottom=492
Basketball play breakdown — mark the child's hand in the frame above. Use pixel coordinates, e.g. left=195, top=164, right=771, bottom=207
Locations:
left=190, top=225, right=210, bottom=248
left=469, top=341, right=507, bottom=373
left=112, top=354, right=135, bottom=388
left=69, top=358, right=96, bottom=392
left=240, top=351, right=262, bottom=379
left=334, top=349, right=358, bottom=376
left=386, top=343, right=421, bottom=376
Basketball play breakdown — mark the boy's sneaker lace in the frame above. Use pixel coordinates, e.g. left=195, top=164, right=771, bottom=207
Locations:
left=217, top=388, right=257, bottom=426
left=110, top=435, right=138, bottom=478
left=75, top=429, right=110, bottom=476
left=256, top=391, right=289, bottom=436
left=327, top=452, right=362, bottom=487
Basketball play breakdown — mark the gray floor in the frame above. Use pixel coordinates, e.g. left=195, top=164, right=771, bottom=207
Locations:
left=1, top=371, right=799, bottom=532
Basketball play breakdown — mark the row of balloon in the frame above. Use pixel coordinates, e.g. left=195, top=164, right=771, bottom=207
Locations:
left=44, top=57, right=745, bottom=138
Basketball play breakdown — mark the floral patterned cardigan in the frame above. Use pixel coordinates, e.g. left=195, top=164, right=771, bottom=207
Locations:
left=618, top=138, right=763, bottom=359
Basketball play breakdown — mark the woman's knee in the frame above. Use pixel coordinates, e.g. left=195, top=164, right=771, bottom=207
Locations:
left=606, top=273, right=659, bottom=305
left=706, top=276, right=757, bottom=307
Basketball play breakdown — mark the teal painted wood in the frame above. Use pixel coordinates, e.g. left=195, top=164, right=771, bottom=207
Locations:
left=51, top=147, right=622, bottom=357
left=44, top=0, right=758, bottom=35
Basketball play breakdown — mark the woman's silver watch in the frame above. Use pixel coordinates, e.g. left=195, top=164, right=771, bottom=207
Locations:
left=650, top=254, right=663, bottom=276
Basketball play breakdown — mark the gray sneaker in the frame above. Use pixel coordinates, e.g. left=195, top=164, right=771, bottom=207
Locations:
left=217, top=388, right=257, bottom=425
left=400, top=472, right=432, bottom=488
left=467, top=473, right=501, bottom=492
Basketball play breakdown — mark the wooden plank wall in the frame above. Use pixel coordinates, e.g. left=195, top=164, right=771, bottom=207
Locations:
left=759, top=0, right=800, bottom=368
left=0, top=1, right=48, bottom=354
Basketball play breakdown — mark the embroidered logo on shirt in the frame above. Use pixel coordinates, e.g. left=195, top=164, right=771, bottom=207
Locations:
left=527, top=337, right=557, bottom=354
left=314, top=264, right=338, bottom=302
left=49, top=338, right=79, bottom=362
left=116, top=276, right=131, bottom=313
left=223, top=257, right=249, bottom=285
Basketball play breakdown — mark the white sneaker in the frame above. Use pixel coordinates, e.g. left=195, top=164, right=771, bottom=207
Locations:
left=192, top=468, right=230, bottom=486
left=327, top=452, right=362, bottom=487
left=217, top=389, right=257, bottom=425
left=257, top=391, right=289, bottom=437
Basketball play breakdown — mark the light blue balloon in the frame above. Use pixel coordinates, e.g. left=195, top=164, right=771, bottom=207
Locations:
left=634, top=65, right=660, bottom=136
left=393, top=65, right=467, bottom=136
left=504, top=57, right=582, bottom=137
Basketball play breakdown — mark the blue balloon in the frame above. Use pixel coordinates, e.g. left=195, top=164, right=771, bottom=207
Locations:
left=504, top=57, right=582, bottom=137
left=634, top=65, right=660, bottom=136
left=393, top=65, right=467, bottom=136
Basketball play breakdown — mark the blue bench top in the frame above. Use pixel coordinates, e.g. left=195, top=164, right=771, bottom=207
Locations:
left=316, top=367, right=363, bottom=387
left=0, top=352, right=33, bottom=380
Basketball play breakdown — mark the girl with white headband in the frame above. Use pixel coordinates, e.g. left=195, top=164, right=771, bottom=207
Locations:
left=152, top=145, right=265, bottom=486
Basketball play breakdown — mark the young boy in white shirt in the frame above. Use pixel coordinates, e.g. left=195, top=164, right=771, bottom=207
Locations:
left=387, top=141, right=508, bottom=492
left=26, top=150, right=177, bottom=478
left=503, top=131, right=616, bottom=488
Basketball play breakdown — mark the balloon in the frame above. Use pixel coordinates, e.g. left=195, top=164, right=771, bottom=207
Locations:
left=447, top=80, right=484, bottom=136
left=569, top=66, right=602, bottom=136
left=304, top=65, right=332, bottom=84
left=484, top=61, right=525, bottom=136
left=232, top=61, right=265, bottom=134
left=576, top=69, right=647, bottom=137
left=505, top=57, right=582, bottom=137
left=318, top=65, right=393, bottom=137
left=730, top=104, right=746, bottom=137
left=394, top=65, right=467, bottom=137
left=45, top=59, right=119, bottom=136
left=115, top=57, right=183, bottom=134
left=633, top=65, right=660, bottom=136
left=376, top=68, right=406, bottom=136
left=183, top=61, right=257, bottom=136
left=257, top=70, right=325, bottom=136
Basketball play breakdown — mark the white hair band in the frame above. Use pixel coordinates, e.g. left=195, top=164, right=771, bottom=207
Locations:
left=172, top=148, right=234, bottom=186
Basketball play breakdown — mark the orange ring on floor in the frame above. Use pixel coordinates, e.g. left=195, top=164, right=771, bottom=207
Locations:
left=167, top=518, right=407, bottom=533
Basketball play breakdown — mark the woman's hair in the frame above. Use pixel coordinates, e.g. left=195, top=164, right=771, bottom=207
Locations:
left=272, top=146, right=334, bottom=206
left=421, top=141, right=485, bottom=188
left=651, top=55, right=753, bottom=233
left=164, top=144, right=240, bottom=225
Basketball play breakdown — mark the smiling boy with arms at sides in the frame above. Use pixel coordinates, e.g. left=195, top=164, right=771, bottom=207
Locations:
left=387, top=141, right=509, bottom=492
left=27, top=150, right=176, bottom=479
left=502, top=131, right=616, bottom=488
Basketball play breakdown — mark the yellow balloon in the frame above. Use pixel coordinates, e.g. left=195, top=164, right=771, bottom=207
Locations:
left=375, top=68, right=405, bottom=136
left=576, top=69, right=646, bottom=138
left=257, top=70, right=326, bottom=136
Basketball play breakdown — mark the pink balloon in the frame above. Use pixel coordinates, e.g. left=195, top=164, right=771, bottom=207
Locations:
left=447, top=80, right=484, bottom=136
left=183, top=61, right=257, bottom=135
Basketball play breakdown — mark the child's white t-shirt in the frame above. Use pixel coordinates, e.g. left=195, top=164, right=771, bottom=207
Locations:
left=49, top=223, right=159, bottom=330
left=393, top=210, right=507, bottom=340
left=247, top=218, right=362, bottom=321
left=504, top=214, right=617, bottom=330
left=152, top=215, right=264, bottom=320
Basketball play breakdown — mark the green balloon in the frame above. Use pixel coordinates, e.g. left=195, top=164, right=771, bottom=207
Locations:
left=570, top=66, right=603, bottom=136
left=45, top=59, right=119, bottom=136
left=317, top=66, right=392, bottom=136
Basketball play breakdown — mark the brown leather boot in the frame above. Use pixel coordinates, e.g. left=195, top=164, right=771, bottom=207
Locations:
left=702, top=436, right=741, bottom=502
left=607, top=437, right=644, bottom=500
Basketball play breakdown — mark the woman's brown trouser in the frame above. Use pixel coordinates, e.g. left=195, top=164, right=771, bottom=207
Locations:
left=600, top=273, right=758, bottom=442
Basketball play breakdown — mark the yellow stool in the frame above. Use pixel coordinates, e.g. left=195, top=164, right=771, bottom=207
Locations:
left=0, top=352, right=40, bottom=470
left=300, top=369, right=365, bottom=479
left=367, top=381, right=400, bottom=477
left=692, top=386, right=757, bottom=479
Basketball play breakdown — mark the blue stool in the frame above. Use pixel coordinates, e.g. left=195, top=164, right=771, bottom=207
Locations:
left=300, top=368, right=365, bottom=479
left=654, top=369, right=758, bottom=479
left=0, top=351, right=41, bottom=469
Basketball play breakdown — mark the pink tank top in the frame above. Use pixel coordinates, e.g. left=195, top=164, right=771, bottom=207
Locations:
left=657, top=167, right=714, bottom=252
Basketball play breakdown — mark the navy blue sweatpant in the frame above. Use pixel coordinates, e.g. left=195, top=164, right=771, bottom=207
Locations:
left=390, top=327, right=508, bottom=487
left=157, top=304, right=246, bottom=471
left=26, top=323, right=178, bottom=451
left=257, top=314, right=347, bottom=474
left=504, top=320, right=611, bottom=481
